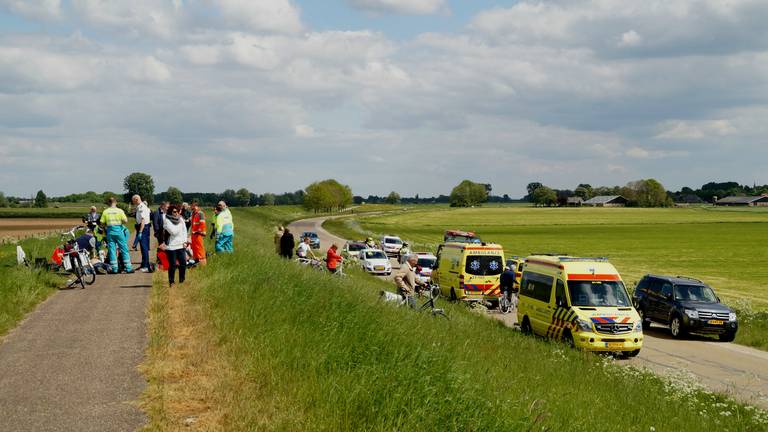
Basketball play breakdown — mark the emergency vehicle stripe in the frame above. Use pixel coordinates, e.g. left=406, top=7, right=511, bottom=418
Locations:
left=567, top=274, right=621, bottom=281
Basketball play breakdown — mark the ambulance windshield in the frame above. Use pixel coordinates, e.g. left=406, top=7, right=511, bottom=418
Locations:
left=568, top=281, right=631, bottom=307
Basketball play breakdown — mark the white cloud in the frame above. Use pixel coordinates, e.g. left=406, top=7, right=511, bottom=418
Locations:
left=0, top=0, right=61, bottom=21
left=626, top=147, right=688, bottom=159
left=618, top=30, right=642, bottom=47
left=71, top=0, right=183, bottom=39
left=346, top=0, right=446, bottom=15
left=294, top=124, right=317, bottom=138
left=127, top=56, right=172, bottom=83
left=211, top=0, right=303, bottom=34
left=655, top=119, right=737, bottom=140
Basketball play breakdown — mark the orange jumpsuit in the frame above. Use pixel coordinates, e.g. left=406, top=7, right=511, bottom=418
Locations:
left=190, top=210, right=207, bottom=263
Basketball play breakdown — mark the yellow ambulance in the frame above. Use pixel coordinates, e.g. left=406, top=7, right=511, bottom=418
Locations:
left=517, top=255, right=643, bottom=356
left=432, top=242, right=505, bottom=302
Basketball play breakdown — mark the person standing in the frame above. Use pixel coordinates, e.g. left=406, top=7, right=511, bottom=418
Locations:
left=152, top=202, right=169, bottom=270
left=280, top=228, right=295, bottom=259
left=83, top=206, right=100, bottom=231
left=326, top=244, right=343, bottom=274
left=189, top=200, right=207, bottom=266
left=296, top=237, right=316, bottom=260
left=160, top=205, right=188, bottom=286
left=182, top=202, right=192, bottom=230
left=100, top=197, right=133, bottom=274
left=131, top=195, right=152, bottom=272
left=395, top=254, right=419, bottom=308
left=274, top=226, right=284, bottom=255
left=214, top=201, right=234, bottom=253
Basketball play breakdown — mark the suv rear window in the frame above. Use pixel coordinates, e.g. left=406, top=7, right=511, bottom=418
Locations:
left=465, top=255, right=503, bottom=276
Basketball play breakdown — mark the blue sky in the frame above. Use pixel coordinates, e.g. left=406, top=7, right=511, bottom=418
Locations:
left=1, top=0, right=767, bottom=198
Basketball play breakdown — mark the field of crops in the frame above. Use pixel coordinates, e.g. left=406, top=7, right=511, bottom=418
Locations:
left=325, top=206, right=768, bottom=310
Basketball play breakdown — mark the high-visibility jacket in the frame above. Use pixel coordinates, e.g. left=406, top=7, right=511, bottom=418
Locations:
left=190, top=210, right=207, bottom=236
left=215, top=208, right=234, bottom=236
left=100, top=207, right=128, bottom=226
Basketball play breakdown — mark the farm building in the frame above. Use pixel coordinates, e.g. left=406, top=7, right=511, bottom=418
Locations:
left=584, top=195, right=628, bottom=207
left=566, top=197, right=584, bottom=206
left=675, top=194, right=705, bottom=205
left=715, top=196, right=768, bottom=206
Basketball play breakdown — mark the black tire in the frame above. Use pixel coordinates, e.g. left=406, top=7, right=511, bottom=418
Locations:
left=520, top=316, right=533, bottom=335
left=82, top=262, right=96, bottom=285
left=450, top=288, right=457, bottom=301
left=627, top=349, right=641, bottom=358
left=638, top=308, right=651, bottom=330
left=72, top=258, right=86, bottom=289
left=499, top=296, right=511, bottom=314
left=562, top=330, right=575, bottom=348
left=669, top=315, right=686, bottom=339
left=718, top=331, right=736, bottom=342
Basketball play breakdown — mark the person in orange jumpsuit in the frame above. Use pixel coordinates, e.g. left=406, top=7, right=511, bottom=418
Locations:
left=189, top=200, right=207, bottom=265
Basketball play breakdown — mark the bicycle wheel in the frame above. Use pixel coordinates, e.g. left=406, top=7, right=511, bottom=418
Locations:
left=72, top=257, right=86, bottom=289
left=499, top=296, right=511, bottom=314
left=82, top=261, right=96, bottom=285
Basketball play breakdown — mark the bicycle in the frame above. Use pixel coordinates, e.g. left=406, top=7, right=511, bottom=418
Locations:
left=498, top=289, right=517, bottom=314
left=415, top=283, right=449, bottom=319
left=60, top=226, right=96, bottom=289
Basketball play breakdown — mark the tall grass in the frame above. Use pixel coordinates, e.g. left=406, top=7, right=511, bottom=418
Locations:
left=0, top=236, right=63, bottom=336
left=179, top=208, right=767, bottom=431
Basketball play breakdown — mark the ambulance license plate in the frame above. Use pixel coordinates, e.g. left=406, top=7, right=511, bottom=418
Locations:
left=708, top=320, right=724, bottom=325
left=605, top=342, right=623, bottom=349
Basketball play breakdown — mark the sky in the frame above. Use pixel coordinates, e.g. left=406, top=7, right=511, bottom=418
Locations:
left=1, top=0, right=767, bottom=199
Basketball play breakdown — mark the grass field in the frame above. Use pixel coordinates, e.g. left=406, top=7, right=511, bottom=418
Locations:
left=324, top=206, right=768, bottom=310
left=140, top=207, right=768, bottom=430
left=0, top=205, right=95, bottom=219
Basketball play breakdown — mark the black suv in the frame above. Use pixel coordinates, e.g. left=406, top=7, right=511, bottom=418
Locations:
left=632, top=275, right=737, bottom=341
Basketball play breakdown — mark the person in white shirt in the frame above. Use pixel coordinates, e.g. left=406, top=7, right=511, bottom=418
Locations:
left=160, top=205, right=188, bottom=286
left=131, top=195, right=152, bottom=272
left=296, top=237, right=317, bottom=260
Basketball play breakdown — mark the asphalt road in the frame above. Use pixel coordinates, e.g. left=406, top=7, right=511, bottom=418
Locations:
left=290, top=215, right=768, bottom=410
left=0, top=250, right=150, bottom=432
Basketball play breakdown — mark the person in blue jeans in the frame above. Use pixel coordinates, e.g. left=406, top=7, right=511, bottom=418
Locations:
left=131, top=195, right=152, bottom=272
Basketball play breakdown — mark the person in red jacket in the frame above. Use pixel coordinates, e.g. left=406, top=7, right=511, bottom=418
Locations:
left=326, top=244, right=343, bottom=274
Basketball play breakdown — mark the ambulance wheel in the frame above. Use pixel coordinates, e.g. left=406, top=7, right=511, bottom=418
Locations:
left=670, top=315, right=687, bottom=339
left=450, top=288, right=457, bottom=301
left=520, top=316, right=533, bottom=335
left=562, top=330, right=575, bottom=348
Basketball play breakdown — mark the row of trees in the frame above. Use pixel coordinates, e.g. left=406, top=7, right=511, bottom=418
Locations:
left=526, top=179, right=672, bottom=207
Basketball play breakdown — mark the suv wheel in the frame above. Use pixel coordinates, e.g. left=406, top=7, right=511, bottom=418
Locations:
left=718, top=331, right=736, bottom=342
left=638, top=308, right=651, bottom=330
left=670, top=315, right=687, bottom=339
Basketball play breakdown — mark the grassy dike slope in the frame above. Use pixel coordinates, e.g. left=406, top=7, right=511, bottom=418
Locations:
left=143, top=207, right=767, bottom=431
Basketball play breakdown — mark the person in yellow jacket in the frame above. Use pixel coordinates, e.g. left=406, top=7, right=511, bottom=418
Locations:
left=214, top=201, right=234, bottom=253
left=100, top=197, right=133, bottom=273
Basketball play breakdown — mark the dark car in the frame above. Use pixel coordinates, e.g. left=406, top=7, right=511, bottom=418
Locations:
left=632, top=275, right=737, bottom=341
left=301, top=232, right=321, bottom=249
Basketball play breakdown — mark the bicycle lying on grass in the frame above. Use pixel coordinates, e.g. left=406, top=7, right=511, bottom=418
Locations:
left=296, top=257, right=347, bottom=277
left=380, top=283, right=449, bottom=320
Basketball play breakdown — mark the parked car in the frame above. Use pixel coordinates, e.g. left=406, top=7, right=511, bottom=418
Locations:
left=343, top=241, right=367, bottom=260
left=414, top=252, right=437, bottom=284
left=379, top=235, right=404, bottom=257
left=301, top=231, right=321, bottom=249
left=632, top=275, right=737, bottom=341
left=359, top=249, right=392, bottom=276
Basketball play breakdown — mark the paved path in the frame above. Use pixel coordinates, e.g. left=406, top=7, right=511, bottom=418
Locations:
left=296, top=214, right=768, bottom=410
left=0, top=252, right=150, bottom=432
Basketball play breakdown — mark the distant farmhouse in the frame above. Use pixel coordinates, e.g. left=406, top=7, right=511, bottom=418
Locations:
left=584, top=195, right=628, bottom=207
left=675, top=194, right=705, bottom=205
left=715, top=195, right=768, bottom=207
left=566, top=197, right=584, bottom=206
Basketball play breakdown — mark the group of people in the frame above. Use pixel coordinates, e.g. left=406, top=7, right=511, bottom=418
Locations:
left=80, top=197, right=235, bottom=286
left=273, top=226, right=344, bottom=274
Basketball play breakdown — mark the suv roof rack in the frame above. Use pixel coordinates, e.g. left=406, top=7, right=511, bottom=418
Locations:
left=674, top=275, right=703, bottom=283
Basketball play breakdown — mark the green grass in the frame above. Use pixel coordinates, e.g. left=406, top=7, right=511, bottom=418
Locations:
left=0, top=236, right=63, bottom=337
left=175, top=207, right=768, bottom=430
left=0, top=205, right=95, bottom=218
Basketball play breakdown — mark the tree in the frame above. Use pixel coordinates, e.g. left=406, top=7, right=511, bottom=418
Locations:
left=303, top=179, right=353, bottom=212
left=385, top=191, right=401, bottom=204
left=260, top=193, right=276, bottom=206
left=34, top=190, right=48, bottom=208
left=525, top=182, right=544, bottom=202
left=235, top=188, right=251, bottom=207
left=221, top=189, right=237, bottom=206
left=450, top=180, right=489, bottom=207
left=0, top=192, right=7, bottom=208
left=166, top=186, right=183, bottom=204
left=123, top=172, right=155, bottom=204
left=574, top=183, right=593, bottom=200
left=532, top=186, right=557, bottom=207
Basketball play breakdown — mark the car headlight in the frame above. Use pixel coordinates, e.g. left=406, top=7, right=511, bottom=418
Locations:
left=634, top=321, right=643, bottom=332
left=575, top=319, right=593, bottom=332
left=729, top=312, right=737, bottom=321
left=684, top=309, right=698, bottom=319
